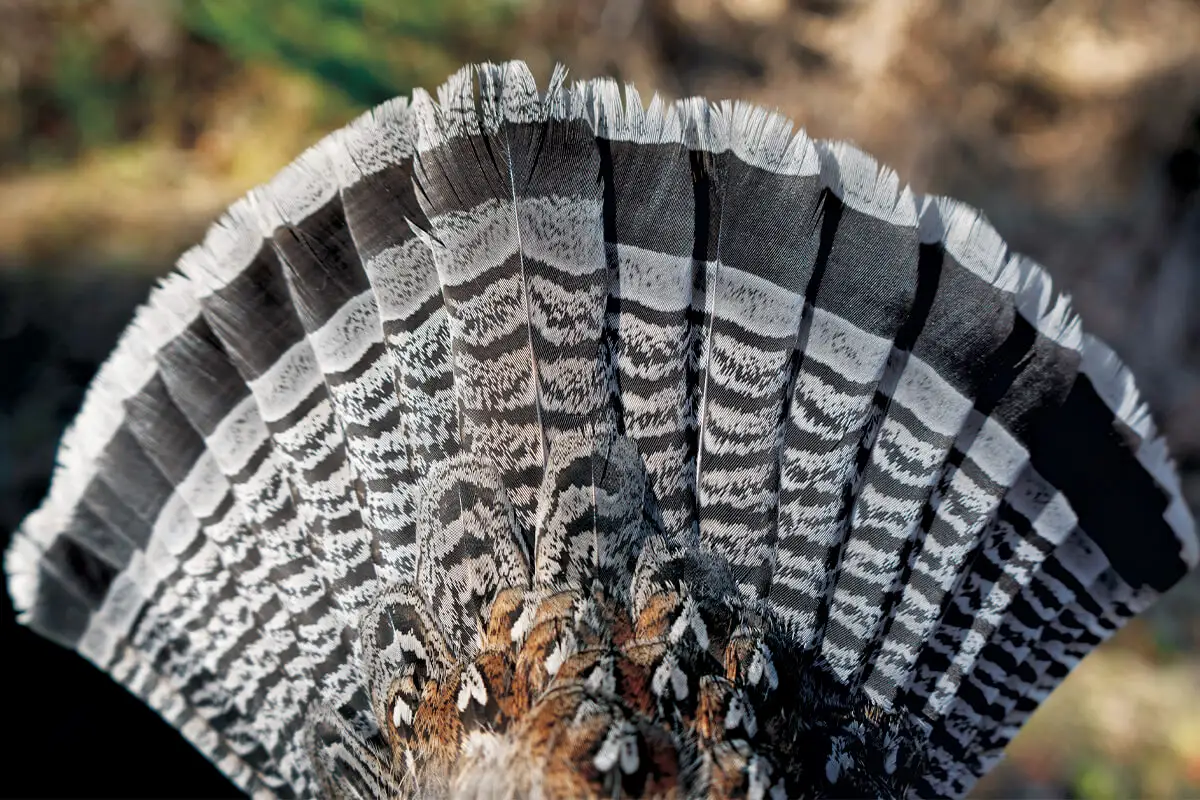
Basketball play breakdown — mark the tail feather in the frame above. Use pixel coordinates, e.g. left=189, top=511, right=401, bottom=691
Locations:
left=274, top=174, right=415, bottom=586
left=593, top=83, right=700, bottom=541
left=692, top=102, right=809, bottom=598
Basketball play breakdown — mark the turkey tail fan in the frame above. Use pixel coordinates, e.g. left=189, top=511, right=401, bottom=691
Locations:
left=6, top=61, right=1195, bottom=798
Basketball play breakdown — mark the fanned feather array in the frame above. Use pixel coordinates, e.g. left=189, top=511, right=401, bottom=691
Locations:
left=6, top=62, right=1196, bottom=798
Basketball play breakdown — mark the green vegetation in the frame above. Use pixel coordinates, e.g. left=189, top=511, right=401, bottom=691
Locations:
left=182, top=0, right=525, bottom=105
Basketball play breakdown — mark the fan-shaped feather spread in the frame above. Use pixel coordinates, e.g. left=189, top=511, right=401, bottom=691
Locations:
left=6, top=62, right=1196, bottom=799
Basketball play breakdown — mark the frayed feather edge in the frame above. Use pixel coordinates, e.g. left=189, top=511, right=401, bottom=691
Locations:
left=410, top=65, right=481, bottom=152
left=179, top=125, right=345, bottom=298
left=477, top=61, right=542, bottom=131
left=1080, top=335, right=1197, bottom=567
left=674, top=96, right=730, bottom=154
left=5, top=532, right=41, bottom=620
left=728, top=101, right=819, bottom=177
left=327, top=96, right=414, bottom=186
left=819, top=140, right=919, bottom=228
left=584, top=78, right=684, bottom=146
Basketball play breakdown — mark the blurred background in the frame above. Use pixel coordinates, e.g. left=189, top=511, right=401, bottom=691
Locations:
left=0, top=0, right=1197, bottom=797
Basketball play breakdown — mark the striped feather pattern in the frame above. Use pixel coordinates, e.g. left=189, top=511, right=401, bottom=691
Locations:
left=5, top=62, right=1195, bottom=798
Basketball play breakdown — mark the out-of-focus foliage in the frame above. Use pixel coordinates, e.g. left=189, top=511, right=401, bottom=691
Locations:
left=0, top=1, right=201, bottom=168
left=0, top=0, right=532, bottom=270
left=0, top=0, right=525, bottom=171
left=181, top=0, right=525, bottom=106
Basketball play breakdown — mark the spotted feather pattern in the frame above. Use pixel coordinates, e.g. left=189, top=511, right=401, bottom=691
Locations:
left=6, top=62, right=1196, bottom=798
